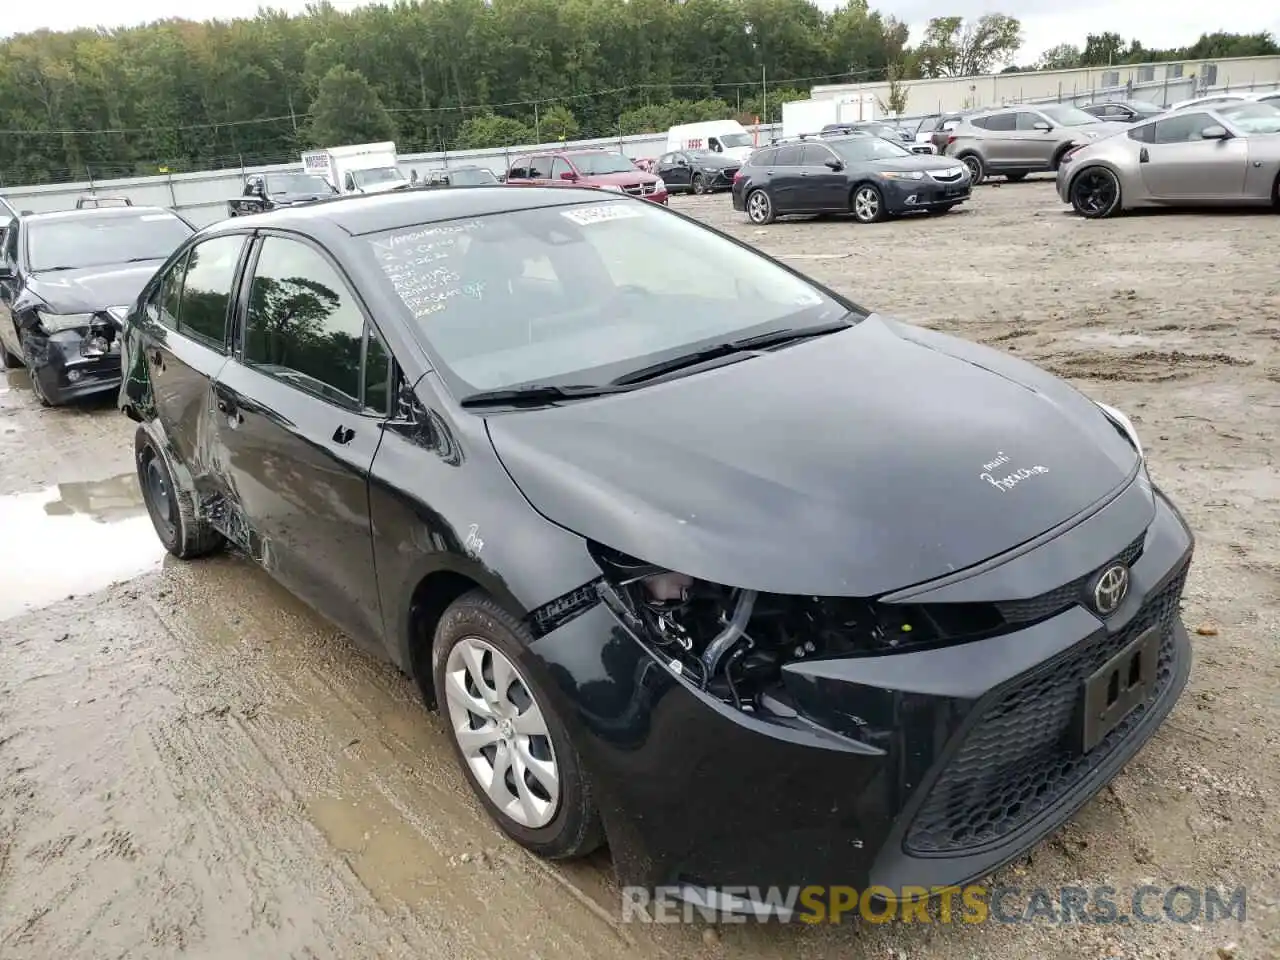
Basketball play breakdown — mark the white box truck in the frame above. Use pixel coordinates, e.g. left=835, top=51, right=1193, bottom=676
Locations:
left=301, top=142, right=410, bottom=195
left=781, top=95, right=878, bottom=140
left=665, top=121, right=758, bottom=162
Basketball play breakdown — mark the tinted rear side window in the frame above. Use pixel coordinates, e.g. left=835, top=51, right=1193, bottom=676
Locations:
left=176, top=235, right=244, bottom=349
left=773, top=145, right=803, bottom=165
left=751, top=148, right=778, bottom=166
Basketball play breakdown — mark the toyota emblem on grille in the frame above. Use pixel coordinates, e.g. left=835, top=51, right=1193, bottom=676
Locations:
left=1092, top=563, right=1130, bottom=615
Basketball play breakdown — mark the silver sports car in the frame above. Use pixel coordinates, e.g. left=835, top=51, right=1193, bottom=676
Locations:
left=1056, top=100, right=1280, bottom=218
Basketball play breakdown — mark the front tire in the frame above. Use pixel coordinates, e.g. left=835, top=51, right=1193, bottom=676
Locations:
left=745, top=188, right=775, bottom=224
left=433, top=589, right=604, bottom=860
left=691, top=173, right=707, bottom=195
left=1070, top=166, right=1122, bottom=219
left=851, top=183, right=887, bottom=223
left=134, top=426, right=224, bottom=559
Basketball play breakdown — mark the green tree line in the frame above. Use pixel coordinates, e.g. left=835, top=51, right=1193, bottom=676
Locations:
left=0, top=0, right=1274, bottom=187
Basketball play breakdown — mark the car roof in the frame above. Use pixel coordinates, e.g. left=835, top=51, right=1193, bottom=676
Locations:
left=203, top=185, right=632, bottom=237
left=21, top=206, right=176, bottom=223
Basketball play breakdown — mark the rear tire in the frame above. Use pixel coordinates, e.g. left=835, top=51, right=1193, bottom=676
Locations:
left=433, top=589, right=604, bottom=860
left=959, top=153, right=986, bottom=184
left=745, top=188, right=775, bottom=224
left=134, top=426, right=224, bottom=559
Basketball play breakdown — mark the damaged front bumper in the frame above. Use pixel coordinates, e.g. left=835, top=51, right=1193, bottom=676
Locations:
left=525, top=483, right=1194, bottom=899
left=23, top=324, right=123, bottom=405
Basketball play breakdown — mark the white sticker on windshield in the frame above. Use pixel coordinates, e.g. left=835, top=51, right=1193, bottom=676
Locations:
left=140, top=214, right=177, bottom=221
left=561, top=204, right=645, bottom=226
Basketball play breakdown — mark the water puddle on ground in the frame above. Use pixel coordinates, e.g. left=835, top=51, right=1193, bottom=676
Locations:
left=0, top=471, right=165, bottom=621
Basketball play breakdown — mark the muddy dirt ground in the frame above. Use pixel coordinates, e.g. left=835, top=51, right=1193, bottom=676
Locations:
left=1, top=178, right=1277, bottom=959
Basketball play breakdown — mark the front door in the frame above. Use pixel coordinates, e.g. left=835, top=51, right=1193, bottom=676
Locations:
left=1140, top=112, right=1249, bottom=198
left=212, top=233, right=388, bottom=649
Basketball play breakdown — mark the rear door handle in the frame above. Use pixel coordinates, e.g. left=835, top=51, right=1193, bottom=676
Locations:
left=332, top=425, right=355, bottom=445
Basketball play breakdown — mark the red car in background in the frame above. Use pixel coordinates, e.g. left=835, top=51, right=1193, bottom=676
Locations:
left=505, top=149, right=668, bottom=204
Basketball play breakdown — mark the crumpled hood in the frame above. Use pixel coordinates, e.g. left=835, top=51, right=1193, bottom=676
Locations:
left=485, top=316, right=1141, bottom=597
left=25, top=261, right=164, bottom=315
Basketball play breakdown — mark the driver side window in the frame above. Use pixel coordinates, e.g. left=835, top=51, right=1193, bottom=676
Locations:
left=1015, top=112, right=1045, bottom=130
left=1152, top=113, right=1212, bottom=144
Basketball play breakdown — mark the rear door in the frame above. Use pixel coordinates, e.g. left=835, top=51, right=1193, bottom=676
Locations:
left=798, top=143, right=848, bottom=210
left=137, top=232, right=247, bottom=484
left=973, top=112, right=1017, bottom=166
left=768, top=143, right=806, bottom=212
left=0, top=221, right=21, bottom=361
left=210, top=231, right=388, bottom=650
left=527, top=155, right=553, bottom=185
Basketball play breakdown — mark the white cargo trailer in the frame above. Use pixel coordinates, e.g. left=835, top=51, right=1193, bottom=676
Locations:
left=781, top=95, right=878, bottom=140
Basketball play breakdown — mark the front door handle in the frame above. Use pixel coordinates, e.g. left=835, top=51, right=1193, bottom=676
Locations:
left=332, top=425, right=355, bottom=445
left=1139, top=147, right=1149, bottom=163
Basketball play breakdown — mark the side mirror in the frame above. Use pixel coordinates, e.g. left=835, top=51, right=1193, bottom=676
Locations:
left=1200, top=125, right=1229, bottom=140
left=1033, top=121, right=1053, bottom=131
left=824, top=158, right=843, bottom=171
left=559, top=171, right=578, bottom=181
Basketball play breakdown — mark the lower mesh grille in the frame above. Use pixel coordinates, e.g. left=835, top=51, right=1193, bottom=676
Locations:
left=904, top=562, right=1188, bottom=855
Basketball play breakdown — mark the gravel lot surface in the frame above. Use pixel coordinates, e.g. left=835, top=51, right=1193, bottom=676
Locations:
left=1, top=178, right=1276, bottom=959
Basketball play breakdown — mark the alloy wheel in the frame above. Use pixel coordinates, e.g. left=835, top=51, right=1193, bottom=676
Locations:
left=443, top=636, right=560, bottom=829
left=853, top=186, right=882, bottom=223
left=961, top=155, right=984, bottom=182
left=1072, top=168, right=1120, bottom=218
left=692, top=173, right=706, bottom=195
left=746, top=190, right=772, bottom=224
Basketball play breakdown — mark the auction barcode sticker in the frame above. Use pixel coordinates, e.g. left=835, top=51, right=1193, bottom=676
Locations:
left=561, top=203, right=645, bottom=226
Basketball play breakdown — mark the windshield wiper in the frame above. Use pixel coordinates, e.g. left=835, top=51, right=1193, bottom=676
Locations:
left=460, top=383, right=627, bottom=408
left=610, top=318, right=852, bottom=387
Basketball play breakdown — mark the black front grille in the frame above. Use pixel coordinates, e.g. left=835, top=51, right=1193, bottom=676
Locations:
left=904, top=561, right=1188, bottom=855
left=996, top=534, right=1145, bottom=625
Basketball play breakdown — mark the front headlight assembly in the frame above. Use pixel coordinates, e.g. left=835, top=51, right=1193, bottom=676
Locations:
left=882, top=170, right=926, bottom=181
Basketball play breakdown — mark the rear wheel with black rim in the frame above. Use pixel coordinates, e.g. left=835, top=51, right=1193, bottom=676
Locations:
left=134, top=426, right=224, bottom=559
left=745, top=188, right=775, bottom=224
left=1070, top=166, right=1122, bottom=219
left=433, top=589, right=603, bottom=859
left=691, top=173, right=707, bottom=195
left=851, top=183, right=887, bottom=223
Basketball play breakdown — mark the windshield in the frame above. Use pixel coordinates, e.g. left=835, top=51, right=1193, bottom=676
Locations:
left=449, top=167, right=498, bottom=185
left=1038, top=104, right=1100, bottom=127
left=27, top=213, right=193, bottom=272
left=353, top=167, right=405, bottom=187
left=718, top=132, right=753, bottom=148
left=1218, top=101, right=1280, bottom=134
left=366, top=199, right=854, bottom=394
left=829, top=137, right=913, bottom=161
left=568, top=152, right=639, bottom=175
left=266, top=173, right=336, bottom=195
left=1128, top=101, right=1164, bottom=115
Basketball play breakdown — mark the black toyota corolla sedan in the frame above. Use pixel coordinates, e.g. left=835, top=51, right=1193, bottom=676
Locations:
left=732, top=133, right=972, bottom=224
left=117, top=187, right=1193, bottom=908
left=1, top=206, right=195, bottom=405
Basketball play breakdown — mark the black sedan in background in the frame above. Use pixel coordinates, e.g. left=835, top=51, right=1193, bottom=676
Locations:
left=422, top=165, right=501, bottom=187
left=118, top=186, right=1192, bottom=909
left=1082, top=100, right=1166, bottom=123
left=654, top=149, right=739, bottom=194
left=732, top=133, right=973, bottom=224
left=0, top=206, right=195, bottom=405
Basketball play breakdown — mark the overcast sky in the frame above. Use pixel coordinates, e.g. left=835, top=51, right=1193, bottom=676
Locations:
left=5, top=0, right=1280, bottom=68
